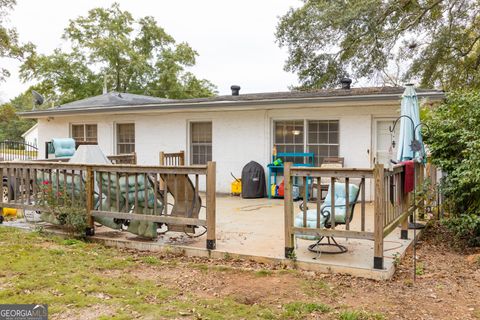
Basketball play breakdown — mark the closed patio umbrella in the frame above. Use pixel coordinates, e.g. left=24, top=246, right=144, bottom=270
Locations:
left=395, top=84, right=426, bottom=234
left=396, top=84, right=424, bottom=162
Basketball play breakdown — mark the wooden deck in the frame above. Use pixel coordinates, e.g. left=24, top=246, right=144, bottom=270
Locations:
left=0, top=153, right=433, bottom=279
left=31, top=195, right=418, bottom=280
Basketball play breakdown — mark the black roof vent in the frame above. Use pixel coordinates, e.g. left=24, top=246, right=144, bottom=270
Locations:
left=231, top=85, right=241, bottom=96
left=340, top=78, right=352, bottom=90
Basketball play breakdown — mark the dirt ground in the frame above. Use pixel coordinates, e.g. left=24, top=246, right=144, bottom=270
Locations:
left=105, top=225, right=480, bottom=319
left=0, top=224, right=479, bottom=319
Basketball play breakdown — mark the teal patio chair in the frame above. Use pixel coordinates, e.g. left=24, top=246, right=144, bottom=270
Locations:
left=294, top=181, right=362, bottom=254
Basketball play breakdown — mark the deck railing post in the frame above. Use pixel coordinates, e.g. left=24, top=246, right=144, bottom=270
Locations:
left=427, top=162, right=438, bottom=219
left=373, top=164, right=385, bottom=269
left=159, top=152, right=165, bottom=191
left=179, top=150, right=185, bottom=165
left=206, top=161, right=216, bottom=250
left=284, top=162, right=294, bottom=258
left=159, top=151, right=165, bottom=165
left=85, top=166, right=95, bottom=236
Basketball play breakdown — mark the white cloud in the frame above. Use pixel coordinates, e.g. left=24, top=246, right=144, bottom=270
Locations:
left=0, top=0, right=301, bottom=101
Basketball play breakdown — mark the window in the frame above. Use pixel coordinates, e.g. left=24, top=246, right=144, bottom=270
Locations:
left=116, top=123, right=135, bottom=154
left=274, top=120, right=304, bottom=163
left=307, top=120, right=339, bottom=166
left=71, top=124, right=97, bottom=143
left=273, top=120, right=340, bottom=166
left=190, top=122, right=212, bottom=165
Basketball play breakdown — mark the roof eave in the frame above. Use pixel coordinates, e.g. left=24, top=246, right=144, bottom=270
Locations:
left=18, top=91, right=445, bottom=118
left=21, top=123, right=38, bottom=137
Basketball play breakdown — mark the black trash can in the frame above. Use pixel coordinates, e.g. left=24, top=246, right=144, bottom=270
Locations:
left=241, top=161, right=267, bottom=198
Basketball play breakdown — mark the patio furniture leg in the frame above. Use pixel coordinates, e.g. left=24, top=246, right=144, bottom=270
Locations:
left=307, top=236, right=347, bottom=254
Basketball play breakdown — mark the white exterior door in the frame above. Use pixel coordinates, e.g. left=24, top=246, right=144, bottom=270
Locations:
left=374, top=119, right=399, bottom=167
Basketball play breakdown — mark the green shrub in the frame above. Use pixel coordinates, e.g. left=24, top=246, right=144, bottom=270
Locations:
left=442, top=214, right=480, bottom=247
left=424, top=91, right=480, bottom=245
left=39, top=183, right=87, bottom=236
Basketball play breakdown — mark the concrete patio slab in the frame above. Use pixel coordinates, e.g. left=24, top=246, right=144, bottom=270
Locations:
left=90, top=195, right=417, bottom=280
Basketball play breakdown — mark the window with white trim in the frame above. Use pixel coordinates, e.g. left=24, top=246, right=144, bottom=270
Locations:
left=273, top=119, right=339, bottom=166
left=71, top=124, right=97, bottom=143
left=307, top=120, right=339, bottom=166
left=116, top=123, right=135, bottom=154
left=190, top=122, right=212, bottom=165
left=274, top=120, right=304, bottom=163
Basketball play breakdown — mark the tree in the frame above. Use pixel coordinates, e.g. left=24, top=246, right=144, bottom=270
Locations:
left=0, top=103, right=34, bottom=141
left=0, top=104, right=34, bottom=141
left=20, top=3, right=216, bottom=104
left=0, top=0, right=33, bottom=82
left=0, top=87, right=38, bottom=141
left=424, top=91, right=480, bottom=213
left=276, top=0, right=480, bottom=90
left=424, top=91, right=480, bottom=246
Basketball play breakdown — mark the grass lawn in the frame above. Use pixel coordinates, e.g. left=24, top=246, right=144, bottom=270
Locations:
left=0, top=225, right=478, bottom=319
left=0, top=227, right=383, bottom=320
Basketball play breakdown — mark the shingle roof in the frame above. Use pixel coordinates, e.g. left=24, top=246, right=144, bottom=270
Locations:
left=19, top=86, right=444, bottom=118
left=161, top=86, right=442, bottom=104
left=58, top=92, right=173, bottom=109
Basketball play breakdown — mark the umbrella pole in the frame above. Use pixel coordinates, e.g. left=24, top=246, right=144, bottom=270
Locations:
left=390, top=114, right=424, bottom=282
left=413, top=163, right=417, bottom=282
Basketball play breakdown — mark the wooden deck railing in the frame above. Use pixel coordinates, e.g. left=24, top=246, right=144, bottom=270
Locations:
left=159, top=151, right=185, bottom=166
left=107, top=153, right=137, bottom=165
left=284, top=162, right=424, bottom=270
left=0, top=161, right=216, bottom=249
left=39, top=153, right=137, bottom=164
left=381, top=164, right=410, bottom=240
left=284, top=164, right=373, bottom=257
left=0, top=162, right=87, bottom=212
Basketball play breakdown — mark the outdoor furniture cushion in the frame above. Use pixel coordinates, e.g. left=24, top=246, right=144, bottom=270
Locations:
left=97, top=173, right=164, bottom=238
left=98, top=173, right=162, bottom=210
left=51, top=138, right=76, bottom=158
left=36, top=170, right=163, bottom=237
left=321, top=182, right=360, bottom=220
left=35, top=171, right=83, bottom=196
left=294, top=182, right=360, bottom=240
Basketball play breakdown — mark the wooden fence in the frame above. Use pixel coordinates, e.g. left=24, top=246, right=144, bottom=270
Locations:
left=285, top=162, right=423, bottom=270
left=0, top=160, right=216, bottom=249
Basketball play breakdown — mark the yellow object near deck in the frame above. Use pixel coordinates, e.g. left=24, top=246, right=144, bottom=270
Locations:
left=231, top=179, right=242, bottom=196
left=2, top=208, right=17, bottom=217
